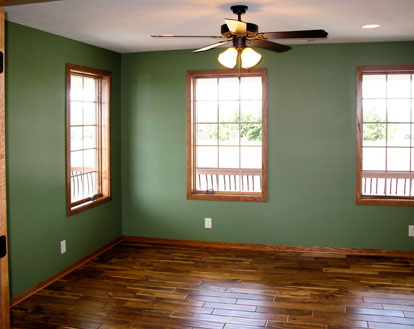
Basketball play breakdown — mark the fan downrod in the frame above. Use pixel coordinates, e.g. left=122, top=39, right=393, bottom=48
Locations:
left=230, top=5, right=248, bottom=21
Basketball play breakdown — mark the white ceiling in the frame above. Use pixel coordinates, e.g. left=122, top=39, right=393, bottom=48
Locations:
left=4, top=0, right=414, bottom=53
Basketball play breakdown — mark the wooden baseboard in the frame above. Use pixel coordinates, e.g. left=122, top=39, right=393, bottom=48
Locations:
left=10, top=237, right=121, bottom=307
left=122, top=235, right=414, bottom=258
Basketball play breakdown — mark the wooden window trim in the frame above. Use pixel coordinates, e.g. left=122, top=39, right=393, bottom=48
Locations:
left=66, top=64, right=112, bottom=216
left=356, top=65, right=414, bottom=206
left=186, top=69, right=268, bottom=202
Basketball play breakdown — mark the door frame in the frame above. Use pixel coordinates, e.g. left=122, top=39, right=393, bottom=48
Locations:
left=0, top=6, right=10, bottom=329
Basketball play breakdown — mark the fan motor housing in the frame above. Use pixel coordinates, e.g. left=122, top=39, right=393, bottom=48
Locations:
left=221, top=23, right=258, bottom=38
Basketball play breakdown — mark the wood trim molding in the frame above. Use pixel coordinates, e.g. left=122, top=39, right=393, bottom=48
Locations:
left=122, top=235, right=414, bottom=258
left=66, top=63, right=112, bottom=216
left=0, top=7, right=9, bottom=329
left=10, top=237, right=121, bottom=307
left=0, top=0, right=60, bottom=6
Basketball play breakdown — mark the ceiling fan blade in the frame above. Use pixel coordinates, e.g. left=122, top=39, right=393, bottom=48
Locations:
left=249, top=39, right=292, bottom=53
left=151, top=34, right=227, bottom=39
left=193, top=40, right=232, bottom=53
left=224, top=18, right=247, bottom=36
left=0, top=0, right=60, bottom=6
left=260, top=29, right=328, bottom=39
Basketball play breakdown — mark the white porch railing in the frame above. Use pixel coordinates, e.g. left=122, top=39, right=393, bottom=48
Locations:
left=362, top=170, right=413, bottom=196
left=71, top=167, right=96, bottom=201
left=196, top=168, right=262, bottom=192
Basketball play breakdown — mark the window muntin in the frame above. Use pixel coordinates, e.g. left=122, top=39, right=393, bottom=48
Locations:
left=356, top=65, right=414, bottom=205
left=66, top=64, right=111, bottom=215
left=187, top=69, right=267, bottom=201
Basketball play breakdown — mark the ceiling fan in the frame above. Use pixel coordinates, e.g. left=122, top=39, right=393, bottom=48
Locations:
left=152, top=5, right=328, bottom=69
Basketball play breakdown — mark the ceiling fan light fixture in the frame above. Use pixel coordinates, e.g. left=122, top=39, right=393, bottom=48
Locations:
left=240, top=47, right=262, bottom=69
left=361, top=24, right=380, bottom=29
left=218, top=47, right=238, bottom=69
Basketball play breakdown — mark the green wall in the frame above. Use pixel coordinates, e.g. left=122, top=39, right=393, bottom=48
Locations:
left=121, top=42, right=414, bottom=251
left=6, top=22, right=122, bottom=298
left=6, top=20, right=414, bottom=299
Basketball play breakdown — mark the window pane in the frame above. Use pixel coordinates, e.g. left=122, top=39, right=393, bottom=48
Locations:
left=219, top=101, right=239, bottom=122
left=197, top=146, right=217, bottom=168
left=241, top=124, right=262, bottom=145
left=241, top=175, right=261, bottom=192
left=84, top=126, right=97, bottom=149
left=196, top=78, right=217, bottom=100
left=387, top=124, right=410, bottom=147
left=362, top=124, right=385, bottom=146
left=361, top=176, right=385, bottom=196
left=70, top=151, right=83, bottom=173
left=387, top=148, right=410, bottom=171
left=362, top=147, right=386, bottom=171
left=196, top=101, right=217, bottom=123
left=240, top=77, right=262, bottom=100
left=241, top=100, right=262, bottom=123
left=197, top=124, right=217, bottom=145
left=387, top=74, right=411, bottom=99
left=218, top=172, right=239, bottom=192
left=385, top=177, right=409, bottom=197
left=84, top=102, right=97, bottom=125
left=70, top=75, right=83, bottom=101
left=362, top=99, right=386, bottom=122
left=83, top=77, right=96, bottom=102
left=82, top=172, right=97, bottom=198
left=84, top=149, right=97, bottom=173
left=387, top=99, right=411, bottom=123
left=71, top=176, right=82, bottom=202
left=219, top=146, right=239, bottom=168
left=241, top=147, right=262, bottom=169
left=219, top=78, right=239, bottom=100
left=219, top=124, right=239, bottom=145
left=196, top=170, right=218, bottom=191
left=362, top=75, right=386, bottom=98
left=70, top=101, right=83, bottom=125
left=70, top=127, right=83, bottom=151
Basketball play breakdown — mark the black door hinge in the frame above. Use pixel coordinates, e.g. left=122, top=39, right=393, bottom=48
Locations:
left=0, top=51, right=3, bottom=74
left=0, top=235, right=6, bottom=258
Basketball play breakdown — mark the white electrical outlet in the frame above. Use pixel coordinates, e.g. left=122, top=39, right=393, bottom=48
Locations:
left=60, top=240, right=66, bottom=254
left=205, top=218, right=212, bottom=229
left=409, top=225, right=414, bottom=237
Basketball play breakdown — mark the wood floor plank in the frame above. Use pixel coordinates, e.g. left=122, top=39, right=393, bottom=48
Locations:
left=10, top=241, right=414, bottom=329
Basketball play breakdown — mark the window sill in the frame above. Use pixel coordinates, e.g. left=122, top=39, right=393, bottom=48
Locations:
left=357, top=197, right=414, bottom=207
left=187, top=193, right=266, bottom=202
left=67, top=196, right=112, bottom=216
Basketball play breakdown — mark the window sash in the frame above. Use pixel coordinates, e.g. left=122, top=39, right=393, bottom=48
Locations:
left=187, top=69, right=267, bottom=202
left=356, top=65, right=414, bottom=206
left=69, top=74, right=101, bottom=204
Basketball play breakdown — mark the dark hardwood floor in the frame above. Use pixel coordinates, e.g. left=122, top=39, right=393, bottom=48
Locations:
left=10, top=240, right=414, bottom=329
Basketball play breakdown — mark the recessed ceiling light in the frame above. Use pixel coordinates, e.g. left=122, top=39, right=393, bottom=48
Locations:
left=361, top=24, right=381, bottom=29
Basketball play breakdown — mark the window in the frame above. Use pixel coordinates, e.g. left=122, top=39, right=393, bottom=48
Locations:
left=66, top=64, right=111, bottom=216
left=356, top=65, right=414, bottom=206
left=186, top=69, right=267, bottom=201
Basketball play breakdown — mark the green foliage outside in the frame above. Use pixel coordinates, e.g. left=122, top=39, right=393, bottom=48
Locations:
left=363, top=111, right=398, bottom=142
left=199, top=111, right=262, bottom=143
left=364, top=112, right=385, bottom=141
